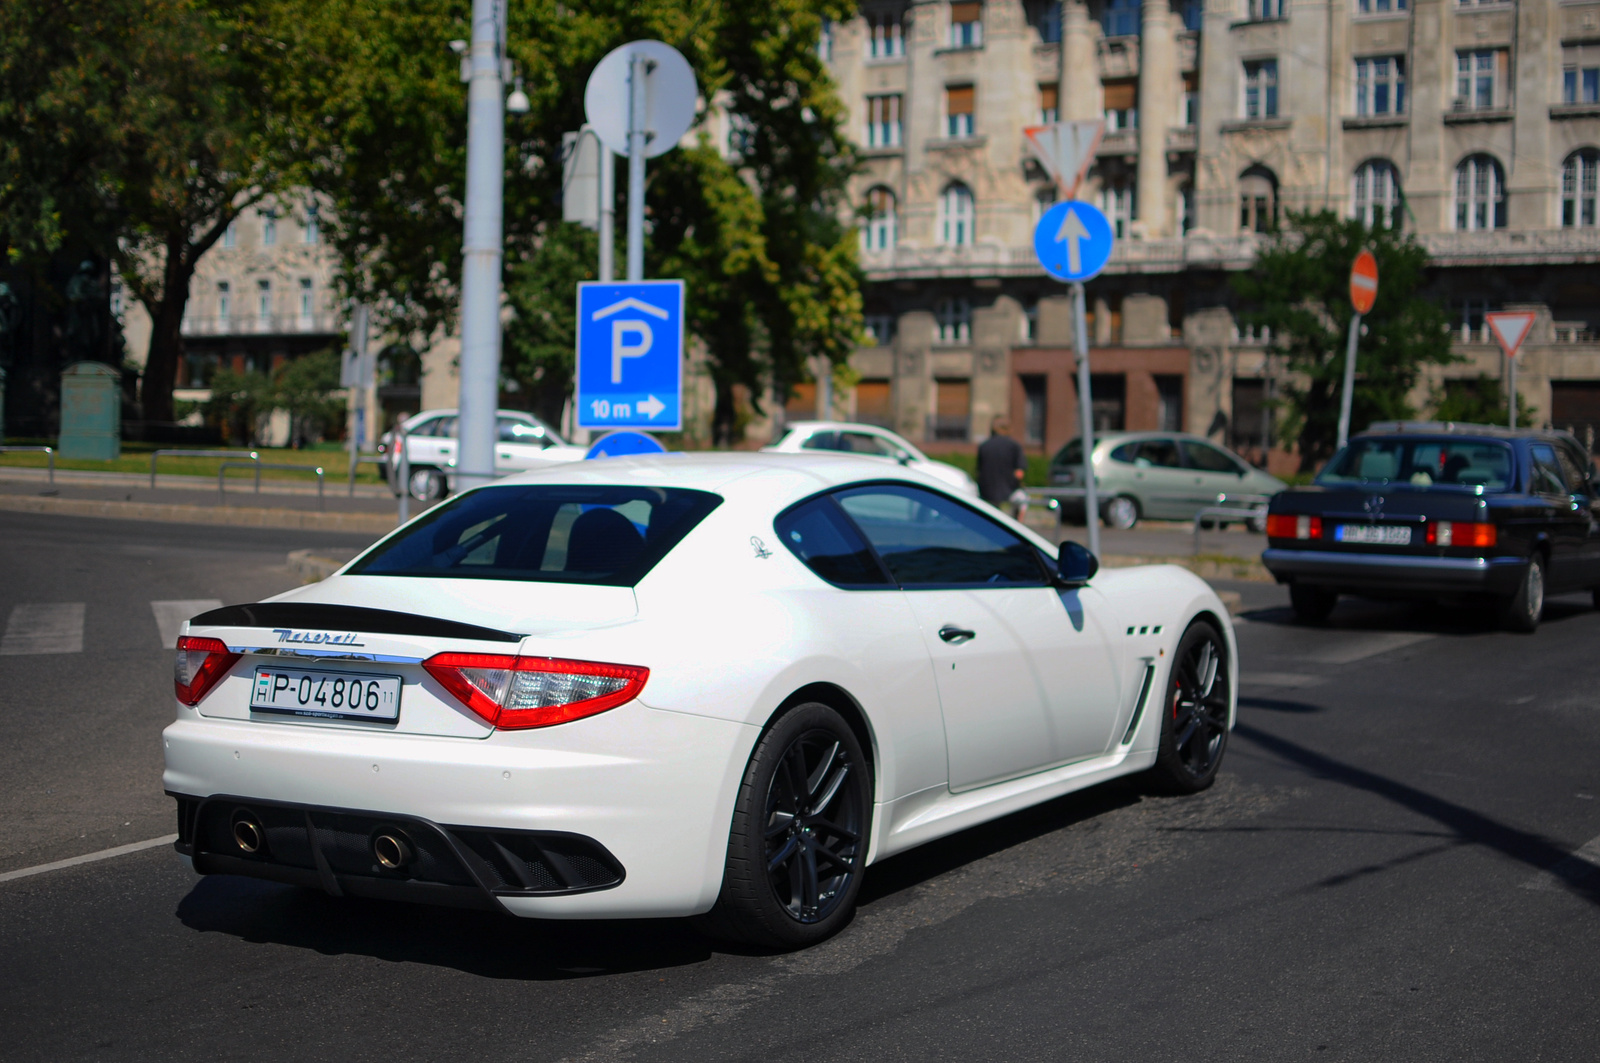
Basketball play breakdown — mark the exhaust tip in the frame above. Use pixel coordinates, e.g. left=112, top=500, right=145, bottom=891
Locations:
left=373, top=832, right=412, bottom=870
left=231, top=815, right=264, bottom=854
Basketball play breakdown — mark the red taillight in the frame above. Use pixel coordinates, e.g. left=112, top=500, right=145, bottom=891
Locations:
left=174, top=635, right=241, bottom=706
left=1266, top=514, right=1321, bottom=540
left=1427, top=521, right=1496, bottom=548
left=422, top=653, right=649, bottom=730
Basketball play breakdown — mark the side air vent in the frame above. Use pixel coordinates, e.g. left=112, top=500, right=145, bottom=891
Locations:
left=1121, top=661, right=1158, bottom=746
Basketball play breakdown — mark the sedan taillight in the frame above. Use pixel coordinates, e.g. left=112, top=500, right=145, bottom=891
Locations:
left=1427, top=521, right=1496, bottom=548
left=1266, top=514, right=1322, bottom=540
left=174, top=635, right=241, bottom=706
left=422, top=653, right=649, bottom=730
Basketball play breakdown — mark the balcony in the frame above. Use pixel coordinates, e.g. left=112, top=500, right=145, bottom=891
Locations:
left=181, top=310, right=344, bottom=337
left=1417, top=229, right=1600, bottom=267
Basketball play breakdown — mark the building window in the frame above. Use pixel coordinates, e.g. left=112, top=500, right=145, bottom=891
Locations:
left=217, top=281, right=230, bottom=322
left=1563, top=46, right=1600, bottom=104
left=261, top=209, right=277, bottom=247
left=1239, top=167, right=1277, bottom=233
left=864, top=315, right=896, bottom=347
left=864, top=186, right=897, bottom=250
left=1032, top=185, right=1058, bottom=226
left=1090, top=374, right=1126, bottom=432
left=935, top=297, right=972, bottom=344
left=303, top=206, right=319, bottom=245
left=1247, top=0, right=1283, bottom=19
left=949, top=2, right=983, bottom=48
left=1454, top=154, right=1505, bottom=231
left=932, top=377, right=972, bottom=440
left=1179, top=183, right=1195, bottom=233
left=1352, top=159, right=1403, bottom=228
left=1181, top=0, right=1204, bottom=31
left=1354, top=56, right=1406, bottom=116
left=1039, top=82, right=1059, bottom=125
left=1103, top=79, right=1138, bottom=130
left=817, top=18, right=833, bottom=60
left=940, top=182, right=975, bottom=246
left=1156, top=375, right=1184, bottom=433
left=1243, top=60, right=1278, bottom=119
left=1563, top=150, right=1600, bottom=228
left=1455, top=50, right=1506, bottom=111
left=867, top=94, right=902, bottom=147
left=1027, top=1, right=1061, bottom=43
left=223, top=220, right=237, bottom=249
left=298, top=278, right=314, bottom=322
left=1021, top=375, right=1047, bottom=445
left=1100, top=173, right=1136, bottom=238
left=946, top=84, right=975, bottom=137
left=1182, top=73, right=1199, bottom=126
left=256, top=279, right=272, bottom=321
left=1103, top=0, right=1141, bottom=37
left=1356, top=0, right=1407, bottom=12
left=1459, top=298, right=1489, bottom=343
left=867, top=10, right=904, bottom=58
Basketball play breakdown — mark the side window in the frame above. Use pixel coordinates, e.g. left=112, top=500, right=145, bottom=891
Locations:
left=1110, top=442, right=1139, bottom=463
left=1555, top=444, right=1590, bottom=494
left=1530, top=444, right=1567, bottom=495
left=835, top=484, right=1046, bottom=587
left=800, top=431, right=843, bottom=452
left=1183, top=441, right=1241, bottom=474
left=435, top=416, right=458, bottom=439
left=774, top=497, right=891, bottom=587
left=499, top=418, right=550, bottom=447
left=839, top=432, right=898, bottom=458
left=1137, top=439, right=1183, bottom=467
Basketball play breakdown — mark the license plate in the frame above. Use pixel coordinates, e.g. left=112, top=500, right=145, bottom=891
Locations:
left=1335, top=523, right=1412, bottom=545
left=251, top=666, right=401, bottom=722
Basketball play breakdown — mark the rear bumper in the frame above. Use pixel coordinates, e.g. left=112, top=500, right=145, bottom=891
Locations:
left=1262, top=548, right=1527, bottom=595
left=161, top=702, right=755, bottom=919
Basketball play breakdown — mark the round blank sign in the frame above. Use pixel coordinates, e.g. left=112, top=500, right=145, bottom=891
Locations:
left=584, top=40, right=698, bottom=159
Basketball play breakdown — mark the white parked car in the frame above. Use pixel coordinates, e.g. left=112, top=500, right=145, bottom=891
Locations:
left=164, top=453, right=1236, bottom=949
left=764, top=420, right=979, bottom=497
left=379, top=408, right=586, bottom=500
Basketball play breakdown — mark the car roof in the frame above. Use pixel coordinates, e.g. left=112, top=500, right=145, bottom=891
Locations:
left=1359, top=421, right=1575, bottom=442
left=781, top=421, right=902, bottom=436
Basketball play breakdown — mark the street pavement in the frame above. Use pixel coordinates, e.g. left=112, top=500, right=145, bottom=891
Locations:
left=2, top=511, right=1598, bottom=1061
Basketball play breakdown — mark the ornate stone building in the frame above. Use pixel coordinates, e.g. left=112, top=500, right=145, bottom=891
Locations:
left=821, top=0, right=1600, bottom=467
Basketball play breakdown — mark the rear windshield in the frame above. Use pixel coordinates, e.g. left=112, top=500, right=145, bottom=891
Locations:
left=346, top=485, right=721, bottom=585
left=1318, top=438, right=1513, bottom=490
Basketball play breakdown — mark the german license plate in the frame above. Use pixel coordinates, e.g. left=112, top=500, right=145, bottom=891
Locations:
left=251, top=666, right=401, bottom=722
left=1335, top=523, right=1412, bottom=546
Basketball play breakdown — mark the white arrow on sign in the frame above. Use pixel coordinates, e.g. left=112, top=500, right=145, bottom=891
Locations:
left=636, top=394, right=666, bottom=419
left=1056, top=209, right=1089, bottom=275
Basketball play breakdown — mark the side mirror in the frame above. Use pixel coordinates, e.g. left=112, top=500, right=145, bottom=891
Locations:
left=1056, top=540, right=1099, bottom=588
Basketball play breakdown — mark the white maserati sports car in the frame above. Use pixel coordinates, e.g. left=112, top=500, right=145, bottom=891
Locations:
left=163, top=453, right=1236, bottom=948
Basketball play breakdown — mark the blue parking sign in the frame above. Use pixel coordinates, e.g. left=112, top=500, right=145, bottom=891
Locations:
left=575, top=281, right=685, bottom=431
left=1033, top=201, right=1115, bottom=283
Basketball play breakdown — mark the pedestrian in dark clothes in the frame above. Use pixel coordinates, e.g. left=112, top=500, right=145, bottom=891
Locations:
left=977, top=416, right=1028, bottom=518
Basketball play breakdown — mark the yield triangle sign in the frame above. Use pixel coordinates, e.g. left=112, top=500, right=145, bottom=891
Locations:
left=1486, top=311, right=1537, bottom=359
left=1025, top=120, right=1104, bottom=198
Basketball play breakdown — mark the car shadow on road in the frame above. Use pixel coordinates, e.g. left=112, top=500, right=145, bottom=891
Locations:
left=1241, top=594, right=1594, bottom=635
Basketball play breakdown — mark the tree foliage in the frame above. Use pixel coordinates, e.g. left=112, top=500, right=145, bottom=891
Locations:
left=1430, top=374, right=1534, bottom=429
left=1233, top=211, right=1458, bottom=469
left=503, top=222, right=597, bottom=428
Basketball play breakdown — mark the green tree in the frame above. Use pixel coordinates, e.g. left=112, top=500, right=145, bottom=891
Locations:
left=272, top=347, right=345, bottom=445
left=1430, top=374, right=1535, bottom=428
left=1233, top=211, right=1458, bottom=470
left=503, top=222, right=598, bottom=429
left=204, top=365, right=272, bottom=446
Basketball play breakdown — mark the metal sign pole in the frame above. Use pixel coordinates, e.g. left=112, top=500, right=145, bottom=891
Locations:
left=626, top=51, right=648, bottom=282
left=1509, top=354, right=1517, bottom=430
left=598, top=141, right=615, bottom=283
left=1073, top=281, right=1099, bottom=558
left=1336, top=312, right=1361, bottom=450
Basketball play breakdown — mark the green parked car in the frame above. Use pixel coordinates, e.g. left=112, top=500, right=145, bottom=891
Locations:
left=1049, top=432, right=1287, bottom=530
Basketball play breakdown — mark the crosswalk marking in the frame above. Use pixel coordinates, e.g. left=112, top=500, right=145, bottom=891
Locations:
left=151, top=599, right=223, bottom=649
left=0, top=603, right=86, bottom=656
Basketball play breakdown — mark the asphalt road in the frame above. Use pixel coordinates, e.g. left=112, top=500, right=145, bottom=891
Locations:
left=2, top=511, right=1599, bottom=1061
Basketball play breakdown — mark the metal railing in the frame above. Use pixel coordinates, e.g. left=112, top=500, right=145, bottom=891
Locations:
left=150, top=449, right=259, bottom=488
left=1192, top=492, right=1271, bottom=555
left=0, top=446, right=54, bottom=484
left=219, top=461, right=325, bottom=509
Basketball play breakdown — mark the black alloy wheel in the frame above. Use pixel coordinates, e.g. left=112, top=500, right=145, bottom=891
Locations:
left=1148, top=622, right=1231, bottom=794
left=700, top=703, right=871, bottom=949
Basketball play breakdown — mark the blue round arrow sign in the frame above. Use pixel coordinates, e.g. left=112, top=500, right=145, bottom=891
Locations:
left=585, top=430, right=668, bottom=460
left=1033, top=201, right=1115, bottom=282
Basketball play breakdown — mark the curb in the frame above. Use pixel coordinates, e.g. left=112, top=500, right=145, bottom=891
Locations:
left=1100, top=553, right=1274, bottom=584
left=288, top=549, right=350, bottom=583
left=0, top=493, right=397, bottom=535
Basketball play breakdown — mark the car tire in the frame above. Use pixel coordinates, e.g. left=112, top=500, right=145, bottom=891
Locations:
left=1498, top=554, right=1544, bottom=634
left=1592, top=586, right=1600, bottom=611
left=1146, top=621, right=1231, bottom=795
left=1103, top=495, right=1140, bottom=530
left=1248, top=515, right=1268, bottom=534
left=406, top=467, right=446, bottom=502
left=1289, top=584, right=1338, bottom=624
left=698, top=702, right=872, bottom=950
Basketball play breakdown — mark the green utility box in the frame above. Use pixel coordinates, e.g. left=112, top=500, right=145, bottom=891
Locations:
left=58, top=361, right=121, bottom=460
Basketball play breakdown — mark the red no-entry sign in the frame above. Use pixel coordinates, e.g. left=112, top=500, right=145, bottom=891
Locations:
left=1349, top=250, right=1378, bottom=314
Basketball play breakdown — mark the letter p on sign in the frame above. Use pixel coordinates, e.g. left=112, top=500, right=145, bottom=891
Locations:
left=1349, top=250, right=1378, bottom=315
left=612, top=319, right=653, bottom=383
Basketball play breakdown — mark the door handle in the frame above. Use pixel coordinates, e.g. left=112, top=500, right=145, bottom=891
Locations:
left=939, top=625, right=976, bottom=644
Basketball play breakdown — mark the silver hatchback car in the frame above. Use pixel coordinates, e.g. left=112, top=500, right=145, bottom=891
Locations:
left=1050, top=432, right=1286, bottom=529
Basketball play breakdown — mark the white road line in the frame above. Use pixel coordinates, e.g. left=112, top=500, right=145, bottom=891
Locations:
left=1303, top=631, right=1434, bottom=665
left=1521, top=833, right=1600, bottom=894
left=151, top=599, right=222, bottom=649
left=0, top=834, right=179, bottom=886
left=1240, top=672, right=1325, bottom=688
left=0, top=602, right=86, bottom=656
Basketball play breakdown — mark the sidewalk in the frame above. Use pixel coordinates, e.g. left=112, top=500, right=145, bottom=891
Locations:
left=1024, top=509, right=1272, bottom=582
